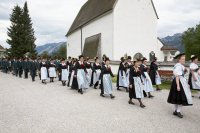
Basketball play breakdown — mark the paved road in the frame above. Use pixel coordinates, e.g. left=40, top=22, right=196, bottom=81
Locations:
left=0, top=73, right=200, bottom=133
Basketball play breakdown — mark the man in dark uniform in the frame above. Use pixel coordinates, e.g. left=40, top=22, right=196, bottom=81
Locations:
left=30, top=57, right=37, bottom=82
left=37, top=58, right=42, bottom=80
left=23, top=58, right=29, bottom=79
left=4, top=58, right=9, bottom=73
left=17, top=58, right=23, bottom=78
left=13, top=58, right=18, bottom=76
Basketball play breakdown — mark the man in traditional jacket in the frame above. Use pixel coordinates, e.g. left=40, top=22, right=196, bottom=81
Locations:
left=17, top=58, right=23, bottom=78
left=23, top=58, right=30, bottom=79
left=30, top=57, right=37, bottom=82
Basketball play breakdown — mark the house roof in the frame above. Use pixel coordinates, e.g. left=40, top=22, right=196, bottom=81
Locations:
left=66, top=0, right=159, bottom=36
left=161, top=45, right=178, bottom=51
left=157, top=38, right=178, bottom=51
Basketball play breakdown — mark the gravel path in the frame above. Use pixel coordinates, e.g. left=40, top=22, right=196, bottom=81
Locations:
left=0, top=73, right=200, bottom=133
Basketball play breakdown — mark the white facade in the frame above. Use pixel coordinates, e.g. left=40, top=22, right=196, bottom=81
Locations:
left=82, top=12, right=114, bottom=59
left=67, top=0, right=165, bottom=61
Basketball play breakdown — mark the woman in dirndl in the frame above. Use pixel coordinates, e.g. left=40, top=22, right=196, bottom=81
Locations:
left=167, top=53, right=193, bottom=118
left=40, top=59, right=48, bottom=84
left=129, top=58, right=146, bottom=108
left=85, top=57, right=93, bottom=87
left=188, top=55, right=200, bottom=98
left=100, top=58, right=115, bottom=99
left=117, top=57, right=128, bottom=92
left=59, top=59, right=69, bottom=86
left=74, top=55, right=88, bottom=94
left=48, top=59, right=57, bottom=82
left=126, top=56, right=133, bottom=87
left=70, top=59, right=78, bottom=89
left=140, top=57, right=154, bottom=98
left=149, top=57, right=162, bottom=91
left=92, top=57, right=102, bottom=89
left=67, top=56, right=73, bottom=87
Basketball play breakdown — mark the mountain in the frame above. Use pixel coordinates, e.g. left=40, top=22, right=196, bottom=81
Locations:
left=36, top=42, right=66, bottom=55
left=160, top=33, right=184, bottom=52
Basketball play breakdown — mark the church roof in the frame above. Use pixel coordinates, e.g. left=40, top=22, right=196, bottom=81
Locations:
left=66, top=0, right=159, bottom=36
left=66, top=0, right=117, bottom=36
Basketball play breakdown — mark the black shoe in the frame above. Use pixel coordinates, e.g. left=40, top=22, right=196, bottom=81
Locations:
left=117, top=88, right=121, bottom=91
left=79, top=89, right=83, bottom=94
left=100, top=94, right=105, bottom=97
left=173, top=111, right=183, bottom=118
left=156, top=88, right=161, bottom=91
left=140, top=104, right=146, bottom=108
left=110, top=94, right=115, bottom=99
left=128, top=101, right=135, bottom=105
left=173, top=111, right=178, bottom=116
left=177, top=112, right=183, bottom=118
left=94, top=86, right=97, bottom=89
left=148, top=95, right=154, bottom=98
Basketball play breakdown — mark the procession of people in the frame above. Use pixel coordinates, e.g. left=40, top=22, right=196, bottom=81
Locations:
left=0, top=53, right=198, bottom=118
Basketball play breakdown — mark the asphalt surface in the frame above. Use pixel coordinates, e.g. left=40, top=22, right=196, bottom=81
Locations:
left=0, top=72, right=200, bottom=133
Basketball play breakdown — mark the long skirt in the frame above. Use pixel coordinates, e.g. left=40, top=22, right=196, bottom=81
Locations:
left=86, top=68, right=92, bottom=85
left=77, top=69, right=89, bottom=90
left=191, top=72, right=200, bottom=90
left=93, top=69, right=101, bottom=84
left=118, top=70, right=128, bottom=88
left=61, top=69, right=69, bottom=81
left=49, top=67, right=56, bottom=78
left=141, top=72, right=154, bottom=92
left=41, top=67, right=48, bottom=80
left=69, top=70, right=75, bottom=86
left=129, top=77, right=144, bottom=99
left=155, top=71, right=162, bottom=85
left=167, top=76, right=193, bottom=106
left=126, top=68, right=130, bottom=85
left=102, top=74, right=113, bottom=95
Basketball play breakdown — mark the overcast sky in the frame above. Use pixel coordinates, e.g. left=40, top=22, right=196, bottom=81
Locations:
left=0, top=0, right=200, bottom=48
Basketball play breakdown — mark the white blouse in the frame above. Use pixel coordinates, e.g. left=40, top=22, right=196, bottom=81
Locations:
left=190, top=63, right=198, bottom=70
left=173, top=63, right=185, bottom=76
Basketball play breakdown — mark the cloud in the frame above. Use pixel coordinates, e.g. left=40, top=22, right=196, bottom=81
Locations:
left=154, top=0, right=200, bottom=37
left=0, top=0, right=87, bottom=48
left=0, top=0, right=200, bottom=48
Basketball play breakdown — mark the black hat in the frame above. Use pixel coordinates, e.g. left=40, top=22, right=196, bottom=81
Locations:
left=141, top=57, right=147, bottom=62
left=105, top=57, right=110, bottom=62
left=190, top=55, right=198, bottom=61
left=120, top=57, right=125, bottom=62
left=127, top=56, right=132, bottom=60
left=174, top=52, right=185, bottom=59
left=94, top=57, right=99, bottom=61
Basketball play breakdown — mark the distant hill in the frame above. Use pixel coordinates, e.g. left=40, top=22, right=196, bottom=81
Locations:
left=161, top=33, right=184, bottom=52
left=36, top=42, right=66, bottom=55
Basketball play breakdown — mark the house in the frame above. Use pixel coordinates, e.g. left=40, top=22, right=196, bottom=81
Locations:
left=66, top=0, right=167, bottom=61
left=0, top=45, right=6, bottom=58
left=158, top=38, right=178, bottom=62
